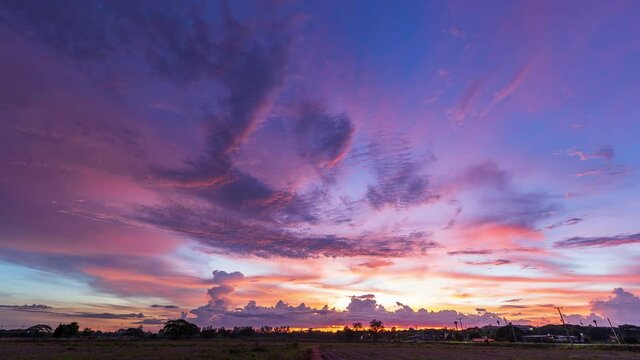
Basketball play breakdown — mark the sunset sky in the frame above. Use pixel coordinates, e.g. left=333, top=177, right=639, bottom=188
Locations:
left=1, top=0, right=640, bottom=331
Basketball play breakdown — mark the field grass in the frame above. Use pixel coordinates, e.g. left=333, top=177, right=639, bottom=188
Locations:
left=1, top=339, right=639, bottom=360
left=0, top=339, right=312, bottom=360
left=320, top=342, right=640, bottom=360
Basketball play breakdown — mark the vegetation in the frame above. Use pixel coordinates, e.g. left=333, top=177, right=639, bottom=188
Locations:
left=53, top=322, right=79, bottom=338
left=1, top=319, right=639, bottom=346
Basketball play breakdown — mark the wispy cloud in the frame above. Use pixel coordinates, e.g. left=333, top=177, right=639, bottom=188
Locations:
left=554, top=233, right=640, bottom=248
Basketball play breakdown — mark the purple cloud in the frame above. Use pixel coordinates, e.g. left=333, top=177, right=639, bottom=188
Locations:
left=554, top=233, right=640, bottom=248
left=447, top=249, right=493, bottom=256
left=361, top=134, right=439, bottom=210
left=463, top=259, right=511, bottom=266
left=591, top=288, right=640, bottom=325
left=190, top=293, right=504, bottom=329
left=543, top=217, right=584, bottom=230
left=564, top=146, right=615, bottom=161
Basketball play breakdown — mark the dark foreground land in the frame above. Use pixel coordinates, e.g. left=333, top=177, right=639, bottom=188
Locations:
left=2, top=339, right=640, bottom=360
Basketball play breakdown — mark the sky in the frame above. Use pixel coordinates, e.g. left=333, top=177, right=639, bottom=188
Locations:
left=1, top=0, right=640, bottom=331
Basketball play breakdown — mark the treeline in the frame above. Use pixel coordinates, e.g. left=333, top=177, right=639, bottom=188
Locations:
left=1, top=318, right=639, bottom=344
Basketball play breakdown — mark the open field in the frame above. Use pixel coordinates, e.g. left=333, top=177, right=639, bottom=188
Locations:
left=1, top=340, right=640, bottom=360
left=320, top=343, right=640, bottom=360
left=0, top=339, right=312, bottom=360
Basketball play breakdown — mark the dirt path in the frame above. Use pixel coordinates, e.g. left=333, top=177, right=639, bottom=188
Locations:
left=310, top=345, right=323, bottom=360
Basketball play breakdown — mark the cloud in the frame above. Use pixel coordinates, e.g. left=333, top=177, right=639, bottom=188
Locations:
left=447, top=249, right=493, bottom=256
left=463, top=259, right=511, bottom=266
left=150, top=304, right=179, bottom=309
left=70, top=312, right=145, bottom=320
left=189, top=293, right=505, bottom=328
left=358, top=259, right=393, bottom=269
left=0, top=304, right=52, bottom=311
left=0, top=304, right=145, bottom=320
left=137, top=205, right=437, bottom=258
left=564, top=146, right=615, bottom=161
left=447, top=81, right=481, bottom=124
left=591, top=288, right=640, bottom=325
left=133, top=318, right=166, bottom=325
left=575, top=164, right=631, bottom=178
left=492, top=64, right=531, bottom=104
left=452, top=161, right=558, bottom=236
left=361, top=134, right=439, bottom=210
left=543, top=217, right=583, bottom=230
left=293, top=104, right=354, bottom=169
left=554, top=233, right=640, bottom=248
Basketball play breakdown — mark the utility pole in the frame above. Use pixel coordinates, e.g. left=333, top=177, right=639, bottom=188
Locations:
left=607, top=318, right=622, bottom=344
left=505, top=317, right=517, bottom=342
left=556, top=307, right=572, bottom=343
left=458, top=318, right=466, bottom=341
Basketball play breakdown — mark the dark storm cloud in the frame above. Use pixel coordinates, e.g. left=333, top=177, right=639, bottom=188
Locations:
left=554, top=233, right=640, bottom=248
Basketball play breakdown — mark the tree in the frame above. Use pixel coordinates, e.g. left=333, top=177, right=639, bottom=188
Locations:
left=162, top=319, right=200, bottom=339
left=80, top=327, right=95, bottom=337
left=369, top=319, right=384, bottom=334
left=201, top=326, right=217, bottom=339
left=53, top=322, right=80, bottom=338
left=27, top=324, right=53, bottom=337
left=117, top=326, right=144, bottom=338
left=352, top=322, right=363, bottom=331
left=495, top=324, right=523, bottom=342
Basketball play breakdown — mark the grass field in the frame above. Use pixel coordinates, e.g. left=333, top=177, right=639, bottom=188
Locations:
left=320, top=343, right=640, bottom=360
left=1, top=339, right=640, bottom=359
left=0, top=339, right=312, bottom=360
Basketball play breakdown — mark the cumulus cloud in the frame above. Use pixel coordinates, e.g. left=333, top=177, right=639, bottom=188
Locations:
left=190, top=292, right=504, bottom=328
left=591, top=288, right=640, bottom=325
left=554, top=233, right=640, bottom=248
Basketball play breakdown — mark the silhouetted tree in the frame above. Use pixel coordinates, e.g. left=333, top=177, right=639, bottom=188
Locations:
left=117, top=326, right=145, bottom=338
left=369, top=319, right=384, bottom=333
left=162, top=319, right=200, bottom=339
left=495, top=324, right=523, bottom=342
left=27, top=324, right=52, bottom=337
left=53, top=322, right=79, bottom=338
left=201, top=326, right=217, bottom=338
left=80, top=327, right=95, bottom=337
left=352, top=322, right=363, bottom=330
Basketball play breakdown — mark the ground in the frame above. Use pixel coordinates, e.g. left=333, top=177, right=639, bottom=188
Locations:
left=1, top=340, right=639, bottom=360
